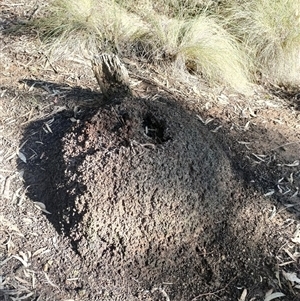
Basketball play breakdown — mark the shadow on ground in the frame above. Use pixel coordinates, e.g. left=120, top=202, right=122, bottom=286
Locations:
left=268, top=85, right=300, bottom=111
left=20, top=79, right=103, bottom=105
left=18, top=82, right=300, bottom=300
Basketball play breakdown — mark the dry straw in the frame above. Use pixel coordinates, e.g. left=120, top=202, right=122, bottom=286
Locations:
left=227, top=0, right=300, bottom=85
left=34, top=0, right=147, bottom=57
left=32, top=0, right=253, bottom=93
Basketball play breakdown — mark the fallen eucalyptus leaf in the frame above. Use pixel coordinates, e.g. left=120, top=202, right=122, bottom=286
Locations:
left=18, top=151, right=27, bottom=163
left=33, top=202, right=51, bottom=214
left=282, top=271, right=300, bottom=285
left=265, top=291, right=285, bottom=301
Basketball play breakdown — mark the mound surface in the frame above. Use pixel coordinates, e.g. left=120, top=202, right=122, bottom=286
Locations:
left=22, top=96, right=280, bottom=300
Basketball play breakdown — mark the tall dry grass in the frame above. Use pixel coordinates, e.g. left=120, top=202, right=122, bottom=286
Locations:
left=139, top=12, right=251, bottom=92
left=34, top=0, right=147, bottom=57
left=30, top=0, right=273, bottom=92
left=226, top=0, right=300, bottom=85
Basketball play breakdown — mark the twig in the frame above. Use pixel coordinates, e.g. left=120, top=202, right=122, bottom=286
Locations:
left=190, top=288, right=224, bottom=300
left=28, top=5, right=40, bottom=21
left=190, top=277, right=237, bottom=301
left=41, top=52, right=58, bottom=74
left=1, top=3, right=25, bottom=6
left=129, top=72, right=182, bottom=100
left=270, top=141, right=300, bottom=152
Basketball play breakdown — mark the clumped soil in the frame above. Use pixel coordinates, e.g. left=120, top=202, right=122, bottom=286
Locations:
left=15, top=95, right=299, bottom=300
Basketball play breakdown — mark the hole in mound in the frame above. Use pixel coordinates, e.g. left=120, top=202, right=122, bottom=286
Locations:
left=143, top=112, right=170, bottom=144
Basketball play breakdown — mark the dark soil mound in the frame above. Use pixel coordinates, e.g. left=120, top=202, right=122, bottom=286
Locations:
left=64, top=97, right=235, bottom=297
left=21, top=96, right=286, bottom=300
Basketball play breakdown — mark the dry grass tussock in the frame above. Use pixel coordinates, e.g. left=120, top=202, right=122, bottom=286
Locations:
left=142, top=13, right=251, bottom=93
left=30, top=0, right=252, bottom=94
left=33, top=0, right=148, bottom=57
left=226, top=0, right=300, bottom=85
left=26, top=0, right=300, bottom=91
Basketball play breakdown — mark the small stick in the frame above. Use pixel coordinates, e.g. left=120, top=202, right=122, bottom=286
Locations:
left=270, top=141, right=300, bottom=152
left=190, top=288, right=225, bottom=300
left=190, top=276, right=237, bottom=301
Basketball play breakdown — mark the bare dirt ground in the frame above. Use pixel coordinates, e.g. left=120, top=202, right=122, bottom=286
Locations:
left=1, top=1, right=300, bottom=301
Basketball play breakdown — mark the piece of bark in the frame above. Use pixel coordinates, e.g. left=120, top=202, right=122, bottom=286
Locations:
left=92, top=53, right=131, bottom=100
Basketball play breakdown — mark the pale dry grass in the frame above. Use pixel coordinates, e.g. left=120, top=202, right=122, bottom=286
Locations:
left=142, top=13, right=252, bottom=93
left=226, top=0, right=300, bottom=85
left=29, top=0, right=252, bottom=93
left=33, top=0, right=147, bottom=58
